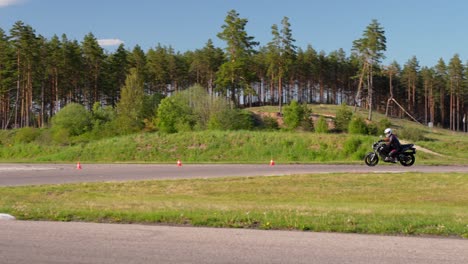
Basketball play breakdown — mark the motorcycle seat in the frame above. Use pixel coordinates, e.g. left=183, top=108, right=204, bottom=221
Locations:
left=400, top=144, right=414, bottom=150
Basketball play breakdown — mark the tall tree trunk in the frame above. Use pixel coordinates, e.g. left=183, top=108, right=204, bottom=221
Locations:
left=14, top=51, right=20, bottom=128
left=440, top=86, right=445, bottom=127
left=367, top=67, right=373, bottom=121
left=450, top=92, right=454, bottom=130
left=429, top=83, right=435, bottom=125
left=278, top=76, right=283, bottom=113
left=385, top=70, right=393, bottom=117
left=354, top=62, right=367, bottom=112
left=456, top=94, right=460, bottom=131
left=270, top=77, right=274, bottom=105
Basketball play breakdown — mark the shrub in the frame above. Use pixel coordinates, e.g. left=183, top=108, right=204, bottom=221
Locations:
left=283, top=101, right=302, bottom=129
left=300, top=118, right=314, bottom=132
left=283, top=100, right=311, bottom=130
left=156, top=85, right=245, bottom=133
left=343, top=136, right=362, bottom=155
left=377, top=118, right=392, bottom=134
left=90, top=102, right=118, bottom=138
left=208, top=109, right=254, bottom=130
left=398, top=127, right=427, bottom=141
left=35, top=129, right=53, bottom=146
left=348, top=116, right=368, bottom=135
left=52, top=127, right=71, bottom=145
left=141, top=93, right=165, bottom=120
left=0, top=129, right=15, bottom=145
left=14, top=127, right=41, bottom=143
left=334, top=103, right=353, bottom=132
left=156, top=96, right=194, bottom=133
left=366, top=122, right=379, bottom=136
left=51, top=103, right=91, bottom=136
left=259, top=116, right=279, bottom=130
left=315, top=116, right=329, bottom=133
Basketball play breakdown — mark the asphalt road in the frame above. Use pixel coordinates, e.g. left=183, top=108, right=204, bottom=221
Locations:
left=1, top=163, right=468, bottom=263
left=1, top=221, right=467, bottom=264
left=1, top=163, right=468, bottom=186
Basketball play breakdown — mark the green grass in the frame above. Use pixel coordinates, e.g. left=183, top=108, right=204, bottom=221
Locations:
left=0, top=130, right=459, bottom=164
left=0, top=131, right=373, bottom=163
left=1, top=172, right=467, bottom=238
left=1, top=104, right=466, bottom=164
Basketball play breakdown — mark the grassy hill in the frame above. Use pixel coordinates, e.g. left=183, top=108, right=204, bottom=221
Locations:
left=0, top=104, right=467, bottom=164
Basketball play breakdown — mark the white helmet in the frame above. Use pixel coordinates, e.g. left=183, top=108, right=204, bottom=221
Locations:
left=384, top=128, right=392, bottom=136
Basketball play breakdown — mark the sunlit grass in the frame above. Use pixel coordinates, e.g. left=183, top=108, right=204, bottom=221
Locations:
left=1, top=172, right=467, bottom=238
left=0, top=105, right=466, bottom=164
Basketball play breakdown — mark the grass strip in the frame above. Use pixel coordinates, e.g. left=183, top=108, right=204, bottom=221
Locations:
left=1, top=172, right=467, bottom=238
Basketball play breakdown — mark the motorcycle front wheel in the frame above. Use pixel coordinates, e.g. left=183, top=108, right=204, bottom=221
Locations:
left=399, top=153, right=415, bottom=167
left=364, top=152, right=379, bottom=166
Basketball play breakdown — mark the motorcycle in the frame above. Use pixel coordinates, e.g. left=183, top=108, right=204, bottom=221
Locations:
left=364, top=140, right=416, bottom=167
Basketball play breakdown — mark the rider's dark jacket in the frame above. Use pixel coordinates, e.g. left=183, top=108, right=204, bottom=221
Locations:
left=386, top=134, right=401, bottom=152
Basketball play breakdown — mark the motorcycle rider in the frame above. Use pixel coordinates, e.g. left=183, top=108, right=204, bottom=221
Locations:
left=382, top=128, right=400, bottom=162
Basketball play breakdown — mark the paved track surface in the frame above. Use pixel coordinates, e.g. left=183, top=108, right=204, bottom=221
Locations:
left=1, top=163, right=468, bottom=186
left=1, top=164, right=467, bottom=263
left=1, top=221, right=467, bottom=264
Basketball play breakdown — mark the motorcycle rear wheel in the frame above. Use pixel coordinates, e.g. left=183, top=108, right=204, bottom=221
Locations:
left=364, top=152, right=379, bottom=166
left=399, top=153, right=415, bottom=167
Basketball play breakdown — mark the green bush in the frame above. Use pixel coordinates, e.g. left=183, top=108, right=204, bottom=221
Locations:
left=35, top=129, right=53, bottom=146
left=52, top=127, right=71, bottom=145
left=283, top=100, right=311, bottom=130
left=156, top=85, right=242, bottom=133
left=377, top=118, right=392, bottom=134
left=398, top=127, right=427, bottom=141
left=141, top=93, right=165, bottom=120
left=283, top=101, right=302, bottom=129
left=300, top=117, right=314, bottom=132
left=14, top=127, right=41, bottom=143
left=156, top=96, right=194, bottom=133
left=51, top=103, right=91, bottom=136
left=366, top=122, right=379, bottom=136
left=343, top=136, right=362, bottom=155
left=315, top=116, right=328, bottom=133
left=348, top=116, right=368, bottom=135
left=208, top=109, right=254, bottom=131
left=259, top=116, right=279, bottom=130
left=0, top=129, right=15, bottom=145
left=334, top=103, right=353, bottom=132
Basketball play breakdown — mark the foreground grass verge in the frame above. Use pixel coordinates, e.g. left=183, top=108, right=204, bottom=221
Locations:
left=1, top=172, right=467, bottom=238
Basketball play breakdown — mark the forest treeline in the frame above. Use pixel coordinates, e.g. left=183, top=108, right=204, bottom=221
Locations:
left=0, top=10, right=467, bottom=131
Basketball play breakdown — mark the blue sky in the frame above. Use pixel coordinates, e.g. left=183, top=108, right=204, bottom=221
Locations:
left=1, top=0, right=468, bottom=67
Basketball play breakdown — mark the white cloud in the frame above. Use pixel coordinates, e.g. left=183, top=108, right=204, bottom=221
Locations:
left=0, top=0, right=24, bottom=7
left=97, top=38, right=124, bottom=47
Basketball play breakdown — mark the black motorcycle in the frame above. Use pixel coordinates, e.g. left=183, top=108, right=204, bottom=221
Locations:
left=364, top=140, right=416, bottom=167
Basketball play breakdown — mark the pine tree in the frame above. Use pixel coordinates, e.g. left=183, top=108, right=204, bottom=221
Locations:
left=0, top=28, right=15, bottom=129
left=401, top=56, right=420, bottom=113
left=434, top=58, right=447, bottom=127
left=352, top=19, right=386, bottom=120
left=447, top=54, right=464, bottom=131
left=81, top=32, right=104, bottom=107
left=106, top=43, right=129, bottom=106
left=10, top=21, right=40, bottom=127
left=266, top=17, right=297, bottom=113
left=216, top=9, right=258, bottom=106
left=421, top=66, right=435, bottom=125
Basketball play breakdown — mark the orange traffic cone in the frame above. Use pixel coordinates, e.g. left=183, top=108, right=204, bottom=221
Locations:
left=177, top=159, right=182, bottom=167
left=76, top=162, right=82, bottom=170
left=270, top=159, right=275, bottom=166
